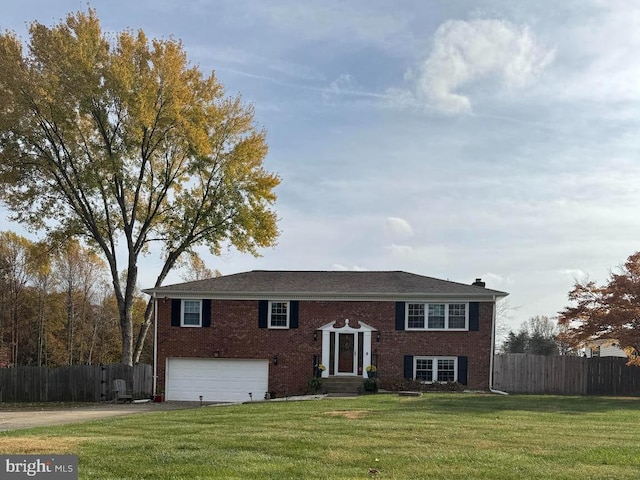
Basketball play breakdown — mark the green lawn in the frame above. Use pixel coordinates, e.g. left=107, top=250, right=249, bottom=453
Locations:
left=1, top=394, right=639, bottom=479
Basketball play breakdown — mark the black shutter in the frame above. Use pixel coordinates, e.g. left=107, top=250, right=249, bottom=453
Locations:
left=290, top=301, right=299, bottom=328
left=395, top=302, right=406, bottom=330
left=458, top=356, right=468, bottom=385
left=404, top=355, right=414, bottom=379
left=258, top=300, right=268, bottom=328
left=469, top=302, right=479, bottom=331
left=202, top=299, right=211, bottom=327
left=171, top=299, right=181, bottom=327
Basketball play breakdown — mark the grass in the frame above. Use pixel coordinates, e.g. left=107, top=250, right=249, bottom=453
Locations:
left=1, top=394, right=640, bottom=479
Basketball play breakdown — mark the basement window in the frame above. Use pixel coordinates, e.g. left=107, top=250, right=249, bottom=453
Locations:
left=414, top=356, right=457, bottom=383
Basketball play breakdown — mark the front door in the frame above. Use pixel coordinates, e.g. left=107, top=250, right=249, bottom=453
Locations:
left=336, top=332, right=357, bottom=375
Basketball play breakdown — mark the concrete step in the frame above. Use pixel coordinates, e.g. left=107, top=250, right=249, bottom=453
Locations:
left=323, top=376, right=365, bottom=395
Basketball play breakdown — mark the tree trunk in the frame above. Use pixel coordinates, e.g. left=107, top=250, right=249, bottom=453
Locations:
left=116, top=279, right=136, bottom=366
left=67, top=289, right=75, bottom=365
left=11, top=303, right=18, bottom=366
left=120, top=310, right=133, bottom=366
left=117, top=285, right=134, bottom=366
left=37, top=291, right=45, bottom=367
left=132, top=300, right=154, bottom=364
left=132, top=250, right=182, bottom=364
left=119, top=259, right=139, bottom=366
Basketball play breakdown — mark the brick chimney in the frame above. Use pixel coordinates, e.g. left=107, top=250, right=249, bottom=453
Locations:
left=472, top=278, right=486, bottom=287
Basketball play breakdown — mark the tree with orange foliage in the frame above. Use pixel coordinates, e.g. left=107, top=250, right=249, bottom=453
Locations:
left=558, top=252, right=640, bottom=365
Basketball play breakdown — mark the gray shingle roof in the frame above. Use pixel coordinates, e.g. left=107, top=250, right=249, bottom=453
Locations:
left=143, top=270, right=508, bottom=300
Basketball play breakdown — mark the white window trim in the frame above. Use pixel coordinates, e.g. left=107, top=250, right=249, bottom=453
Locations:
left=181, top=299, right=202, bottom=327
left=414, top=356, right=458, bottom=383
left=405, top=302, right=469, bottom=331
left=268, top=300, right=290, bottom=329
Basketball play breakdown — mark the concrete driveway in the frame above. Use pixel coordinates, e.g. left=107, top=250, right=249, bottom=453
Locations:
left=0, top=402, right=197, bottom=431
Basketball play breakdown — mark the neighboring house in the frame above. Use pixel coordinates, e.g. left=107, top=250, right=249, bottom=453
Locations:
left=583, top=339, right=628, bottom=359
left=143, top=271, right=508, bottom=402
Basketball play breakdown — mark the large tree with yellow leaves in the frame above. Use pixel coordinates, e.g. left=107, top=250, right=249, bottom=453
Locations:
left=0, top=10, right=280, bottom=365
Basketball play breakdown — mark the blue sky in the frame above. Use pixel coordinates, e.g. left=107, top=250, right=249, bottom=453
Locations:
left=3, top=0, right=640, bottom=335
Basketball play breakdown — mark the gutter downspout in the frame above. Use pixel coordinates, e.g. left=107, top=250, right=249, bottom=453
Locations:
left=153, top=291, right=158, bottom=397
left=489, top=295, right=508, bottom=395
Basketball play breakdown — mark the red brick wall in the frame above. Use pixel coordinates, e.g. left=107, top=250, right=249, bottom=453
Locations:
left=156, top=298, right=494, bottom=396
left=376, top=302, right=494, bottom=390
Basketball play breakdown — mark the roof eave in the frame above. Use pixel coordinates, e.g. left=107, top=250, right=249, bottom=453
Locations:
left=142, top=289, right=508, bottom=302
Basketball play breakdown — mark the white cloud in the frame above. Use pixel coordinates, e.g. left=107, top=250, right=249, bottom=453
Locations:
left=386, top=244, right=413, bottom=256
left=331, top=264, right=369, bottom=271
left=480, top=272, right=512, bottom=288
left=385, top=217, right=414, bottom=237
left=559, top=269, right=587, bottom=281
left=322, top=74, right=357, bottom=102
left=412, top=19, right=555, bottom=114
left=383, top=87, right=420, bottom=111
left=190, top=45, right=326, bottom=82
left=321, top=74, right=389, bottom=105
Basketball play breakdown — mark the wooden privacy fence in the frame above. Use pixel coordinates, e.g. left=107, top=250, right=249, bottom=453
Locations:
left=493, top=354, right=640, bottom=396
left=0, top=363, right=152, bottom=402
left=587, top=357, right=640, bottom=396
left=493, top=354, right=587, bottom=394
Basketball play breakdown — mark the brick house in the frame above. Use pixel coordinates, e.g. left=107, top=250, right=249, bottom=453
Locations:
left=144, top=270, right=508, bottom=402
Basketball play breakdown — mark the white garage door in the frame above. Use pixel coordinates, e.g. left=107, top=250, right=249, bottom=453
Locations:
left=166, top=358, right=269, bottom=402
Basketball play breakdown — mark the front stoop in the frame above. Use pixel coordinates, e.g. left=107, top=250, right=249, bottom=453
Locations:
left=323, top=376, right=364, bottom=396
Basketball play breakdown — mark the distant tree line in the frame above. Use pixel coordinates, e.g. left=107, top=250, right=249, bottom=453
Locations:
left=501, top=315, right=563, bottom=356
left=0, top=231, right=150, bottom=367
